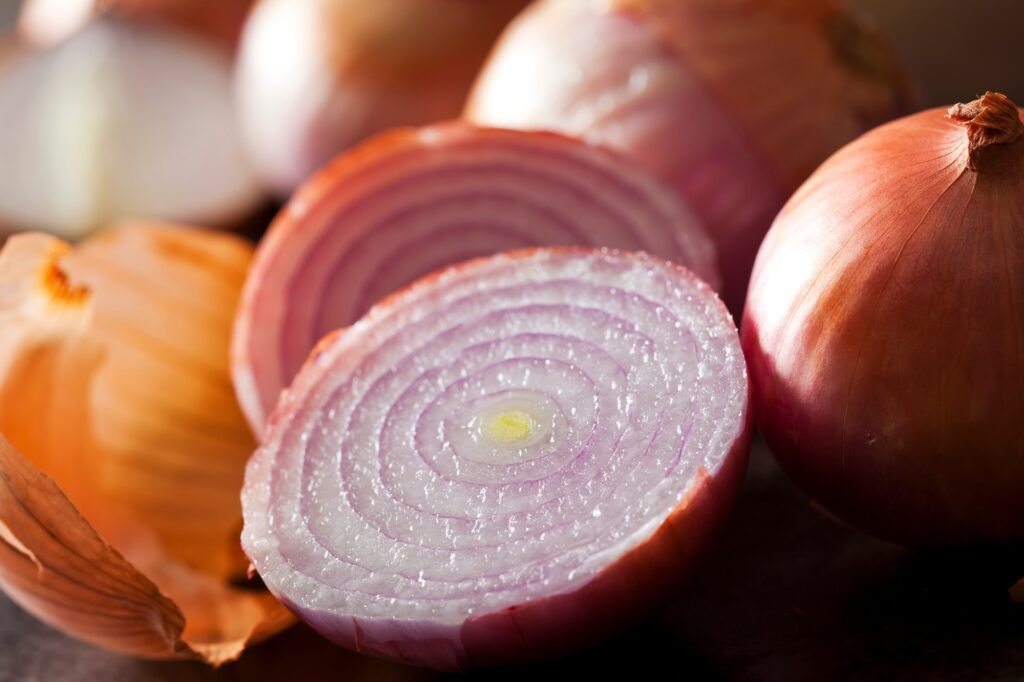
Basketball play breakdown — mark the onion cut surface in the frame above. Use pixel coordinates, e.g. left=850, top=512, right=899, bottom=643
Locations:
left=242, top=248, right=751, bottom=670
left=232, top=124, right=719, bottom=433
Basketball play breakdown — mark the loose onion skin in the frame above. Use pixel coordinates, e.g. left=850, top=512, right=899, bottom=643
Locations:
left=0, top=19, right=263, bottom=240
left=466, top=0, right=912, bottom=312
left=0, top=226, right=292, bottom=664
left=232, top=123, right=719, bottom=434
left=242, top=248, right=751, bottom=669
left=236, top=0, right=530, bottom=196
left=19, top=0, right=254, bottom=54
left=742, top=92, right=1024, bottom=547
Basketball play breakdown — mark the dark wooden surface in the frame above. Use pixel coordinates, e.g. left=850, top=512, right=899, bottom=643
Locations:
left=1, top=441, right=1021, bottom=681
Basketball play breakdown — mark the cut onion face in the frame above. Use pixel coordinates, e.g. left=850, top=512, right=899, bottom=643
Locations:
left=242, top=248, right=750, bottom=669
left=232, top=124, right=719, bottom=433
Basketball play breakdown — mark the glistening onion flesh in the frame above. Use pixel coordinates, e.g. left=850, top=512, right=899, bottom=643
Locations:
left=742, top=92, right=1024, bottom=546
left=242, top=248, right=751, bottom=669
left=466, top=0, right=911, bottom=311
left=232, top=123, right=719, bottom=433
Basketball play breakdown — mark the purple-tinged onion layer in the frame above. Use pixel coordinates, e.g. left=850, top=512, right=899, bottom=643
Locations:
left=466, top=0, right=912, bottom=312
left=242, top=248, right=750, bottom=669
left=232, top=123, right=719, bottom=434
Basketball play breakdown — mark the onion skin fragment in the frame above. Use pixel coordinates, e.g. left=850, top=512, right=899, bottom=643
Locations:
left=235, top=0, right=530, bottom=196
left=233, top=123, right=719, bottom=434
left=742, top=92, right=1024, bottom=547
left=466, top=0, right=912, bottom=312
left=242, top=248, right=751, bottom=669
left=18, top=0, right=255, bottom=54
left=0, top=227, right=293, bottom=664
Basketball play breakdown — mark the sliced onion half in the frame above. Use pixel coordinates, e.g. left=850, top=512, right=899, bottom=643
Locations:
left=232, top=123, right=719, bottom=433
left=242, top=248, right=750, bottom=670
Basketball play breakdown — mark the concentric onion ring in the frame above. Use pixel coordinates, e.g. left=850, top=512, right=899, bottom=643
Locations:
left=242, top=248, right=750, bottom=670
left=232, top=123, right=719, bottom=433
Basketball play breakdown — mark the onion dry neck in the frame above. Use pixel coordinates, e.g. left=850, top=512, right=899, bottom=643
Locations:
left=947, top=91, right=1024, bottom=172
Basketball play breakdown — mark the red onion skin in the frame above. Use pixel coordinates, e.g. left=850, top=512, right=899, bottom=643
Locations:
left=467, top=0, right=912, bottom=313
left=244, top=248, right=752, bottom=669
left=742, top=94, right=1024, bottom=547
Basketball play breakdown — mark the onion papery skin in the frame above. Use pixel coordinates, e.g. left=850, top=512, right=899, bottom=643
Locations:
left=235, top=0, right=530, bottom=197
left=466, top=0, right=912, bottom=313
left=742, top=92, right=1024, bottom=547
left=232, top=123, right=719, bottom=434
left=19, top=0, right=254, bottom=54
left=0, top=19, right=263, bottom=240
left=0, top=226, right=293, bottom=664
left=242, top=248, right=751, bottom=669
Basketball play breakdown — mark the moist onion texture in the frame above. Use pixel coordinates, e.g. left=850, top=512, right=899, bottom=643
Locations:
left=232, top=123, right=719, bottom=433
left=235, top=0, right=529, bottom=196
left=466, top=0, right=911, bottom=312
left=242, top=248, right=751, bottom=669
left=742, top=92, right=1024, bottom=547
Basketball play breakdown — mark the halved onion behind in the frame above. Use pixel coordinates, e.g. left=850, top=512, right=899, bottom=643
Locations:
left=0, top=225, right=292, bottom=663
left=19, top=0, right=255, bottom=53
left=243, top=248, right=751, bottom=669
left=0, top=19, right=263, bottom=240
left=233, top=123, right=719, bottom=434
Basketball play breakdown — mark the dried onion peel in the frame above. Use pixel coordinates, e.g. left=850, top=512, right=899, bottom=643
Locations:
left=0, top=225, right=291, bottom=663
left=242, top=248, right=751, bottom=669
left=232, top=123, right=719, bottom=434
left=466, top=0, right=911, bottom=311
